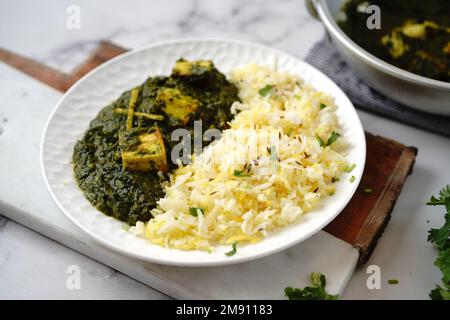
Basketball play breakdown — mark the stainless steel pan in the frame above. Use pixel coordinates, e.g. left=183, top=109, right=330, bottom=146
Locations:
left=305, top=0, right=450, bottom=115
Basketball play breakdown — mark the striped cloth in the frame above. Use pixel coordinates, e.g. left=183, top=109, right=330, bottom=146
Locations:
left=305, top=39, right=450, bottom=137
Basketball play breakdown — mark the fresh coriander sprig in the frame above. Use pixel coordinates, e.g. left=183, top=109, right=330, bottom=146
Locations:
left=427, top=185, right=450, bottom=251
left=426, top=185, right=450, bottom=300
left=285, top=272, right=339, bottom=300
left=427, top=185, right=450, bottom=209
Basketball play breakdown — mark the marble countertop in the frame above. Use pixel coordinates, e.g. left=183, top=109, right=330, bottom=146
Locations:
left=0, top=0, right=449, bottom=299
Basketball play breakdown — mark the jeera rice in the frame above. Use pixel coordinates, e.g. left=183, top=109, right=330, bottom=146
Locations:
left=130, top=64, right=348, bottom=251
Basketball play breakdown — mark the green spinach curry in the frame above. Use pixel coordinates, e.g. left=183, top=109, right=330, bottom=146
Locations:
left=73, top=60, right=239, bottom=225
left=339, top=0, right=450, bottom=82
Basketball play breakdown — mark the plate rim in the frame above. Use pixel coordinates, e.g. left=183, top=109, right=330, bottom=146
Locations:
left=40, top=37, right=366, bottom=266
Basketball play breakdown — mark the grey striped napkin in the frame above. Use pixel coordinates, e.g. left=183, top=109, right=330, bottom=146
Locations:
left=305, top=39, right=450, bottom=137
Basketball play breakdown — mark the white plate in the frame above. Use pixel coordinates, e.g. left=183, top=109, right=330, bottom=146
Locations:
left=41, top=38, right=366, bottom=267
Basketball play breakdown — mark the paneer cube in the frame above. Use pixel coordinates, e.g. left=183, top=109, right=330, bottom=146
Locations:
left=172, top=59, right=214, bottom=77
left=120, top=128, right=168, bottom=173
left=156, top=88, right=200, bottom=125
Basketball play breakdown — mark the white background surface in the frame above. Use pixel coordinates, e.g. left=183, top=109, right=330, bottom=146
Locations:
left=0, top=0, right=449, bottom=299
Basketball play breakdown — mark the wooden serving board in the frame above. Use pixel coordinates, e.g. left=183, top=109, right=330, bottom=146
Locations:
left=0, top=41, right=417, bottom=266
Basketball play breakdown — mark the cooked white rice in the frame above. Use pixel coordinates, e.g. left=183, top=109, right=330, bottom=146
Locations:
left=130, top=64, right=348, bottom=251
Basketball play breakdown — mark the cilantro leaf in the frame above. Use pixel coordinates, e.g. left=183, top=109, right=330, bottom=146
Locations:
left=428, top=214, right=450, bottom=251
left=285, top=273, right=339, bottom=300
left=430, top=286, right=450, bottom=300
left=258, top=84, right=275, bottom=97
left=427, top=185, right=450, bottom=213
left=320, top=103, right=328, bottom=110
left=426, top=185, right=450, bottom=300
left=427, top=185, right=450, bottom=206
left=189, top=207, right=204, bottom=217
left=435, top=249, right=450, bottom=286
left=225, top=243, right=237, bottom=256
left=426, top=186, right=450, bottom=250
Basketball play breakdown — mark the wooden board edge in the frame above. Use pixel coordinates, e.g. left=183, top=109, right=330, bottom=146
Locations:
left=354, top=146, right=418, bottom=265
left=71, top=41, right=127, bottom=82
left=0, top=47, right=73, bottom=92
left=0, top=41, right=128, bottom=93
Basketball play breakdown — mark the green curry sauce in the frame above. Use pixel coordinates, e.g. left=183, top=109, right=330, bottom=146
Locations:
left=73, top=60, right=239, bottom=225
left=339, top=0, right=450, bottom=82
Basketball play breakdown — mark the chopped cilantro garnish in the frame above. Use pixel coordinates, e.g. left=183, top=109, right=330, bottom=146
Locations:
left=327, top=131, right=341, bottom=146
left=426, top=185, right=450, bottom=300
left=285, top=273, right=339, bottom=300
left=349, top=176, right=356, bottom=183
left=258, top=84, right=275, bottom=97
left=388, top=279, right=399, bottom=285
left=189, top=207, right=204, bottom=217
left=294, top=94, right=301, bottom=100
left=233, top=169, right=251, bottom=177
left=316, top=135, right=326, bottom=147
left=364, top=188, right=373, bottom=194
left=320, top=103, right=328, bottom=110
left=225, top=243, right=237, bottom=256
left=317, top=131, right=341, bottom=147
left=344, top=163, right=357, bottom=173
left=233, top=169, right=245, bottom=176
